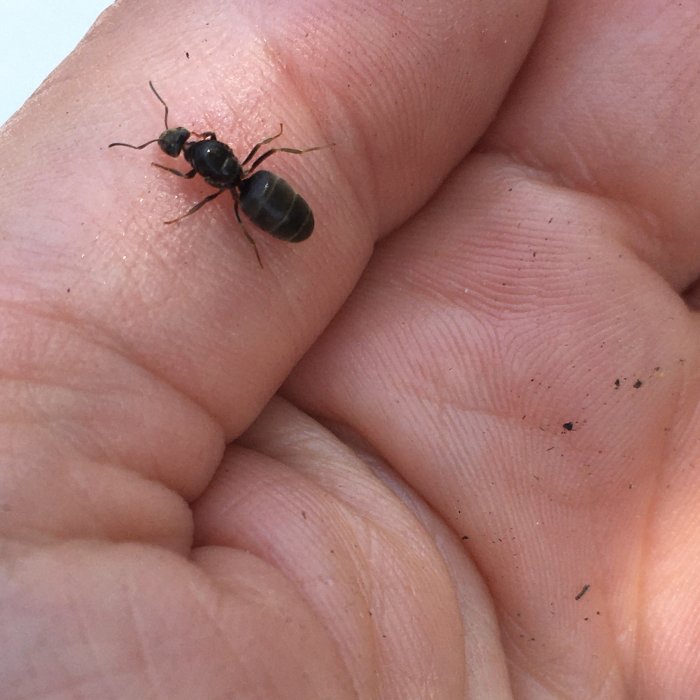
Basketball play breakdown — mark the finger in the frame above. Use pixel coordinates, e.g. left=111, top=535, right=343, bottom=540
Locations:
left=195, top=398, right=504, bottom=699
left=0, top=0, right=542, bottom=512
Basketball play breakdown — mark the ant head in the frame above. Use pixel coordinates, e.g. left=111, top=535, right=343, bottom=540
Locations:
left=148, top=81, right=190, bottom=155
left=108, top=83, right=193, bottom=156
left=158, top=127, right=191, bottom=157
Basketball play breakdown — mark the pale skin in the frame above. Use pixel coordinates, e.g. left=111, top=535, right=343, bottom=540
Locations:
left=1, top=0, right=699, bottom=697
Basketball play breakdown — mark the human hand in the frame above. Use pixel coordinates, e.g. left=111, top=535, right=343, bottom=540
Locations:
left=2, top=0, right=699, bottom=697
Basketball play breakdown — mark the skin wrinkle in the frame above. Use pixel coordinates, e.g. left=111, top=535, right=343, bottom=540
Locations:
left=357, top=443, right=504, bottom=696
left=0, top=357, right=224, bottom=501
left=0, top=291, right=222, bottom=429
left=123, top=572, right=163, bottom=700
left=1, top=459, right=193, bottom=547
left=187, top=557, right=269, bottom=690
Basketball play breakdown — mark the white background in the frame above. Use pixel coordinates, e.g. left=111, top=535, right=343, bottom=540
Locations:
left=0, top=1, right=114, bottom=126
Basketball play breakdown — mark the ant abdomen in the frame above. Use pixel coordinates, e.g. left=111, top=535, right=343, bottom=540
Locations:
left=238, top=171, right=314, bottom=243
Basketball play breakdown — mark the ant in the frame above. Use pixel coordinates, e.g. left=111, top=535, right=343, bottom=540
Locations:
left=109, top=81, right=332, bottom=266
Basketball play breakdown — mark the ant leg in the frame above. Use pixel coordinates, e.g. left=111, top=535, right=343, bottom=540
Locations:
left=152, top=163, right=197, bottom=178
left=164, top=189, right=224, bottom=224
left=241, top=124, right=284, bottom=167
left=191, top=131, right=217, bottom=140
left=245, top=142, right=335, bottom=175
left=233, top=198, right=263, bottom=268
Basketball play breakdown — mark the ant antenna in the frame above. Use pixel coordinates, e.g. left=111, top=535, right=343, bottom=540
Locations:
left=148, top=80, right=170, bottom=130
left=108, top=81, right=171, bottom=150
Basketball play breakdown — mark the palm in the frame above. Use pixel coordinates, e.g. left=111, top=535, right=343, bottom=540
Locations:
left=2, top=0, right=699, bottom=698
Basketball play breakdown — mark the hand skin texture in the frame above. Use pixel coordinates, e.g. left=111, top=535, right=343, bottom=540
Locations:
left=2, top=0, right=700, bottom=698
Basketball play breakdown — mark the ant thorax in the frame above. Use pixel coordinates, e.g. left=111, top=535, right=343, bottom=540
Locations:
left=183, top=139, right=243, bottom=189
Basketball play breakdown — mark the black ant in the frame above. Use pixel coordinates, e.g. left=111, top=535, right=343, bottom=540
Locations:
left=109, top=81, right=332, bottom=266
